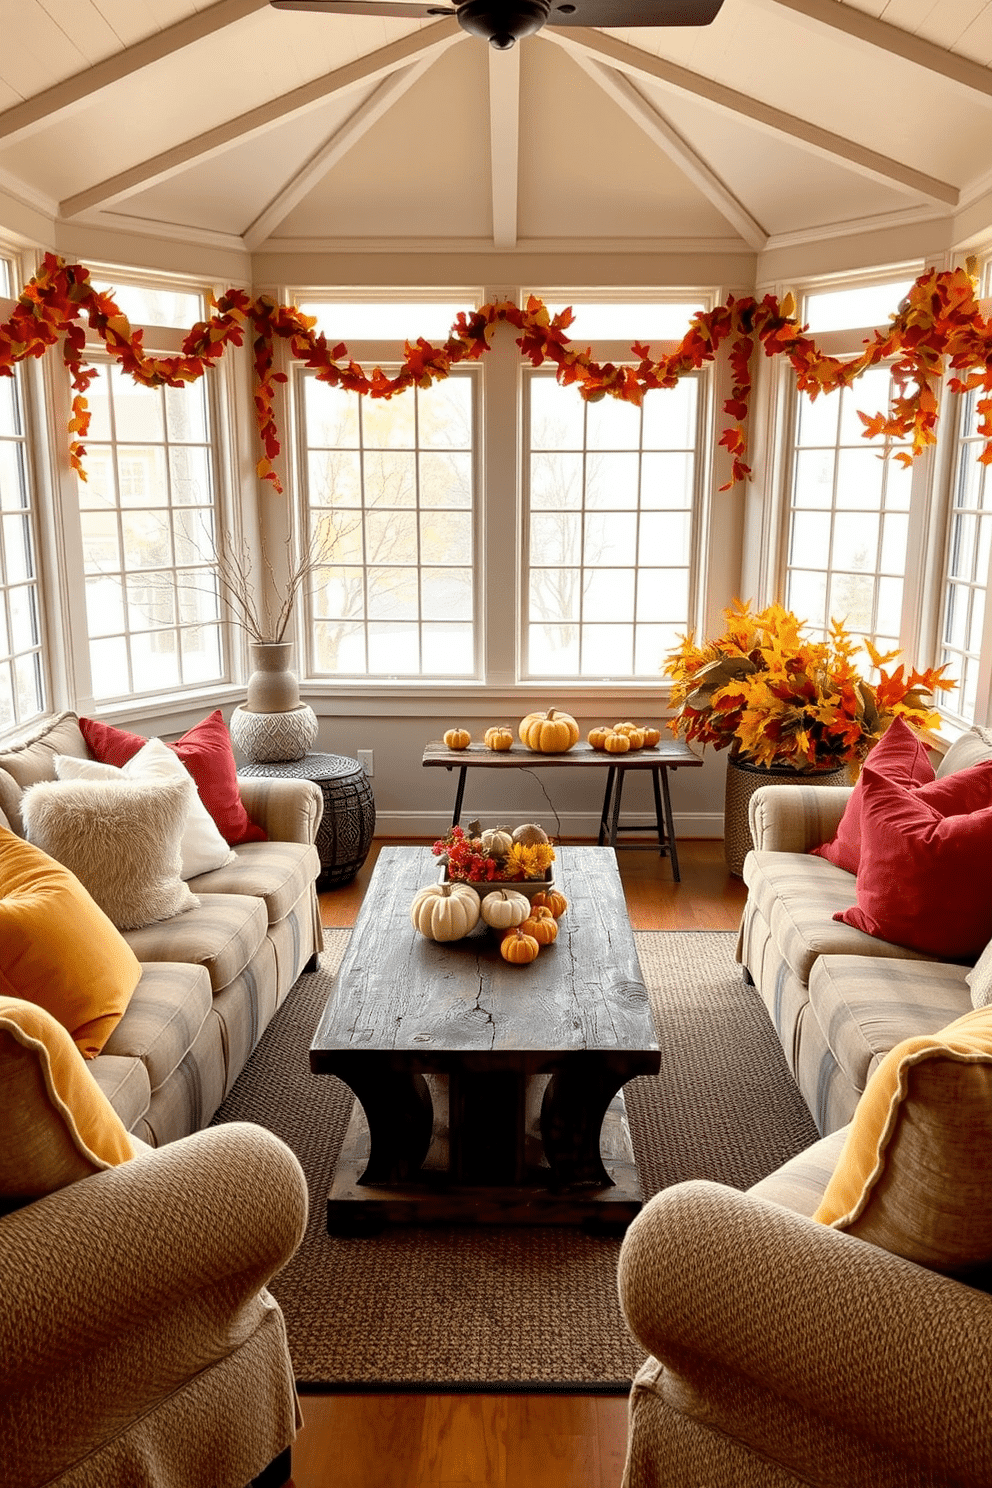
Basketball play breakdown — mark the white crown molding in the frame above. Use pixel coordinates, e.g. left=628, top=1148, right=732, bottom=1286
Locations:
left=255, top=233, right=750, bottom=255
left=764, top=203, right=950, bottom=252
left=62, top=210, right=250, bottom=257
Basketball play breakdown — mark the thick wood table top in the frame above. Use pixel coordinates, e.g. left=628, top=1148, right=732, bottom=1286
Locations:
left=310, top=844, right=658, bottom=1063
left=422, top=739, right=702, bottom=772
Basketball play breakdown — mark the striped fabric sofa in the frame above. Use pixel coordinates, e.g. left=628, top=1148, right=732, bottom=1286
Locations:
left=0, top=710, right=324, bottom=1145
left=735, top=725, right=992, bottom=1136
left=617, top=726, right=992, bottom=1488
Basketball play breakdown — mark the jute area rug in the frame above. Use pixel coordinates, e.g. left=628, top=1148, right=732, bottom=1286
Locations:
left=211, top=930, right=819, bottom=1393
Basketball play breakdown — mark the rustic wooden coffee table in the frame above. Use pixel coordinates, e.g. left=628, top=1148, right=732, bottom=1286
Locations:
left=310, top=845, right=660, bottom=1234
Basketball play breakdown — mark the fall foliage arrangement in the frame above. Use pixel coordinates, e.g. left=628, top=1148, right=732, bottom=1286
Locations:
left=431, top=821, right=556, bottom=885
left=664, top=601, right=954, bottom=772
left=4, top=256, right=992, bottom=495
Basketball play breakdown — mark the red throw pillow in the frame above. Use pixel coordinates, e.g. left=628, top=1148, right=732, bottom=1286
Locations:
left=812, top=717, right=934, bottom=874
left=834, top=761, right=992, bottom=960
left=79, top=711, right=266, bottom=846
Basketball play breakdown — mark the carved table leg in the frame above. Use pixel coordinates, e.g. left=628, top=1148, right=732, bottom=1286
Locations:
left=343, top=1065, right=434, bottom=1185
left=539, top=1063, right=630, bottom=1190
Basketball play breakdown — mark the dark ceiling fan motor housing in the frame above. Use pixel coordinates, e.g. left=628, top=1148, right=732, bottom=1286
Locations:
left=453, top=0, right=556, bottom=48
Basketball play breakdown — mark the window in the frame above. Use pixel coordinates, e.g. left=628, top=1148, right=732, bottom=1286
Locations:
left=939, top=388, right=991, bottom=723
left=525, top=371, right=699, bottom=679
left=302, top=371, right=476, bottom=678
left=0, top=343, right=45, bottom=729
left=79, top=361, right=224, bottom=701
left=783, top=274, right=920, bottom=650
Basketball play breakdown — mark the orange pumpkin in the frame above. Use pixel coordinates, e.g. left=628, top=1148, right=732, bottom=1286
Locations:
left=604, top=730, right=631, bottom=753
left=587, top=725, right=611, bottom=750
left=443, top=727, right=471, bottom=750
left=641, top=726, right=662, bottom=748
left=500, top=927, right=541, bottom=964
left=520, top=907, right=558, bottom=945
left=484, top=725, right=514, bottom=752
left=518, top=708, right=580, bottom=754
left=531, top=888, right=568, bottom=919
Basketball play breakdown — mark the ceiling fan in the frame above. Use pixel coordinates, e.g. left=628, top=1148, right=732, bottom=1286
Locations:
left=269, top=0, right=726, bottom=51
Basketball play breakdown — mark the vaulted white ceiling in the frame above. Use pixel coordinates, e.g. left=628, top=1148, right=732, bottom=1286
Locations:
left=0, top=0, right=991, bottom=264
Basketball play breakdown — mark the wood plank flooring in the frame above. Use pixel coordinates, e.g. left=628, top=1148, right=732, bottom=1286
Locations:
left=291, top=839, right=747, bottom=1488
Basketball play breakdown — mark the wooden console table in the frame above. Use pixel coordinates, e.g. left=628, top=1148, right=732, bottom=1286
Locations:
left=421, top=738, right=702, bottom=881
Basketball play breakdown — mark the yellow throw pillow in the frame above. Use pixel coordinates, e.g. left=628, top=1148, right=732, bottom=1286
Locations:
left=814, top=1005, right=992, bottom=1274
left=0, top=827, right=142, bottom=1057
left=0, top=996, right=136, bottom=1209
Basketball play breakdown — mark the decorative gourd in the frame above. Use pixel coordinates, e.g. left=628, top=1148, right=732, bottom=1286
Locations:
left=484, top=725, right=514, bottom=752
left=531, top=888, right=567, bottom=919
left=443, top=727, right=471, bottom=750
left=410, top=881, right=480, bottom=941
left=587, top=725, right=611, bottom=750
left=500, top=927, right=541, bottom=964
left=641, top=726, right=662, bottom=748
left=625, top=727, right=646, bottom=749
left=520, top=907, right=558, bottom=945
left=480, top=826, right=514, bottom=858
left=518, top=708, right=580, bottom=754
left=480, top=887, right=531, bottom=930
left=604, top=730, right=631, bottom=753
left=511, top=822, right=549, bottom=846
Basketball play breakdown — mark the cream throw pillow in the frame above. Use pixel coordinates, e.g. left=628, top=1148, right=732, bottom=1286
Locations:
left=22, top=775, right=199, bottom=931
left=814, top=1005, right=992, bottom=1274
left=967, top=938, right=992, bottom=1009
left=0, top=996, right=136, bottom=1212
left=55, top=737, right=235, bottom=879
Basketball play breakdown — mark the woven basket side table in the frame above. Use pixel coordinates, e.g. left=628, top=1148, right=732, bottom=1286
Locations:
left=238, top=752, right=376, bottom=888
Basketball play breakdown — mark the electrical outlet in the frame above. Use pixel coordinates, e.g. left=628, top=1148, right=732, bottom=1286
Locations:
left=358, top=750, right=374, bottom=777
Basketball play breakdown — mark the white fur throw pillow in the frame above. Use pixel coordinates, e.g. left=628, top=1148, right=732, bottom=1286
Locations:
left=21, top=776, right=199, bottom=931
left=54, top=737, right=235, bottom=879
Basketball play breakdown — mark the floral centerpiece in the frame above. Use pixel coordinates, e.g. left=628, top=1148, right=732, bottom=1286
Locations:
left=432, top=821, right=556, bottom=886
left=664, top=600, right=953, bottom=771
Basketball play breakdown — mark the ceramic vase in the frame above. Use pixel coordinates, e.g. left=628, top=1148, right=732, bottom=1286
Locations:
left=229, top=641, right=318, bottom=763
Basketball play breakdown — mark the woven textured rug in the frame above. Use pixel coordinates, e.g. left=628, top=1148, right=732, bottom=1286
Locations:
left=211, top=929, right=818, bottom=1393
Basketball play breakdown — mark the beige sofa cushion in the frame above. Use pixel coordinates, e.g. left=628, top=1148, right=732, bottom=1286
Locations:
left=808, top=954, right=973, bottom=1096
left=743, top=850, right=933, bottom=984
left=123, top=892, right=268, bottom=994
left=101, top=962, right=213, bottom=1094
left=0, top=711, right=89, bottom=833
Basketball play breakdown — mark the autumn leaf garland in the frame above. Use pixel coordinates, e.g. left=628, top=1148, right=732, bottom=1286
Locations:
left=2, top=254, right=992, bottom=493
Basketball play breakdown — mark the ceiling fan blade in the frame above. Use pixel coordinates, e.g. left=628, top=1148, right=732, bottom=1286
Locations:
left=546, top=0, right=725, bottom=24
left=270, top=1, right=455, bottom=17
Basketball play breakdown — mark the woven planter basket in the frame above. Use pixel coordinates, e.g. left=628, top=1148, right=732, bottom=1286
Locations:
left=723, top=755, right=850, bottom=878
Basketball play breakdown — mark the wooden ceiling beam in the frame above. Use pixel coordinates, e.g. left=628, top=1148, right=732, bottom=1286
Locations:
left=488, top=46, right=520, bottom=251
left=243, top=59, right=438, bottom=250
left=571, top=54, right=768, bottom=250
left=0, top=0, right=271, bottom=146
left=59, top=19, right=462, bottom=219
left=760, top=0, right=992, bottom=101
left=546, top=28, right=959, bottom=207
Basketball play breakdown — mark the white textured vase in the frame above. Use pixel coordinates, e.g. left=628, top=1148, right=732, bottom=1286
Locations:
left=229, top=641, right=318, bottom=763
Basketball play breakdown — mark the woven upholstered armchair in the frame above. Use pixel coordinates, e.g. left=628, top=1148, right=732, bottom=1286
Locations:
left=0, top=1122, right=307, bottom=1488
left=617, top=1143, right=992, bottom=1485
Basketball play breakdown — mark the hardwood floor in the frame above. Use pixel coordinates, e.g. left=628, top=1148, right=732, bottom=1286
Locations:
left=292, top=839, right=746, bottom=1488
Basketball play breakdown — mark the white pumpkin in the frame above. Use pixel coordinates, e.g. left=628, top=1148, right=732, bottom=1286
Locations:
left=479, top=887, right=531, bottom=930
left=512, top=821, right=549, bottom=846
left=480, top=826, right=514, bottom=858
left=410, top=881, right=481, bottom=942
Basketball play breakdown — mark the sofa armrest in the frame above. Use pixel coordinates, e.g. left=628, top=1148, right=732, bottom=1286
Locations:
left=238, top=774, right=323, bottom=845
left=748, top=783, right=852, bottom=853
left=619, top=1180, right=992, bottom=1485
left=0, top=1122, right=307, bottom=1392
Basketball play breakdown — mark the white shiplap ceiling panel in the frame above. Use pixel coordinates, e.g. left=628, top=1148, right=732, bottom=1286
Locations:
left=1, top=0, right=991, bottom=257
